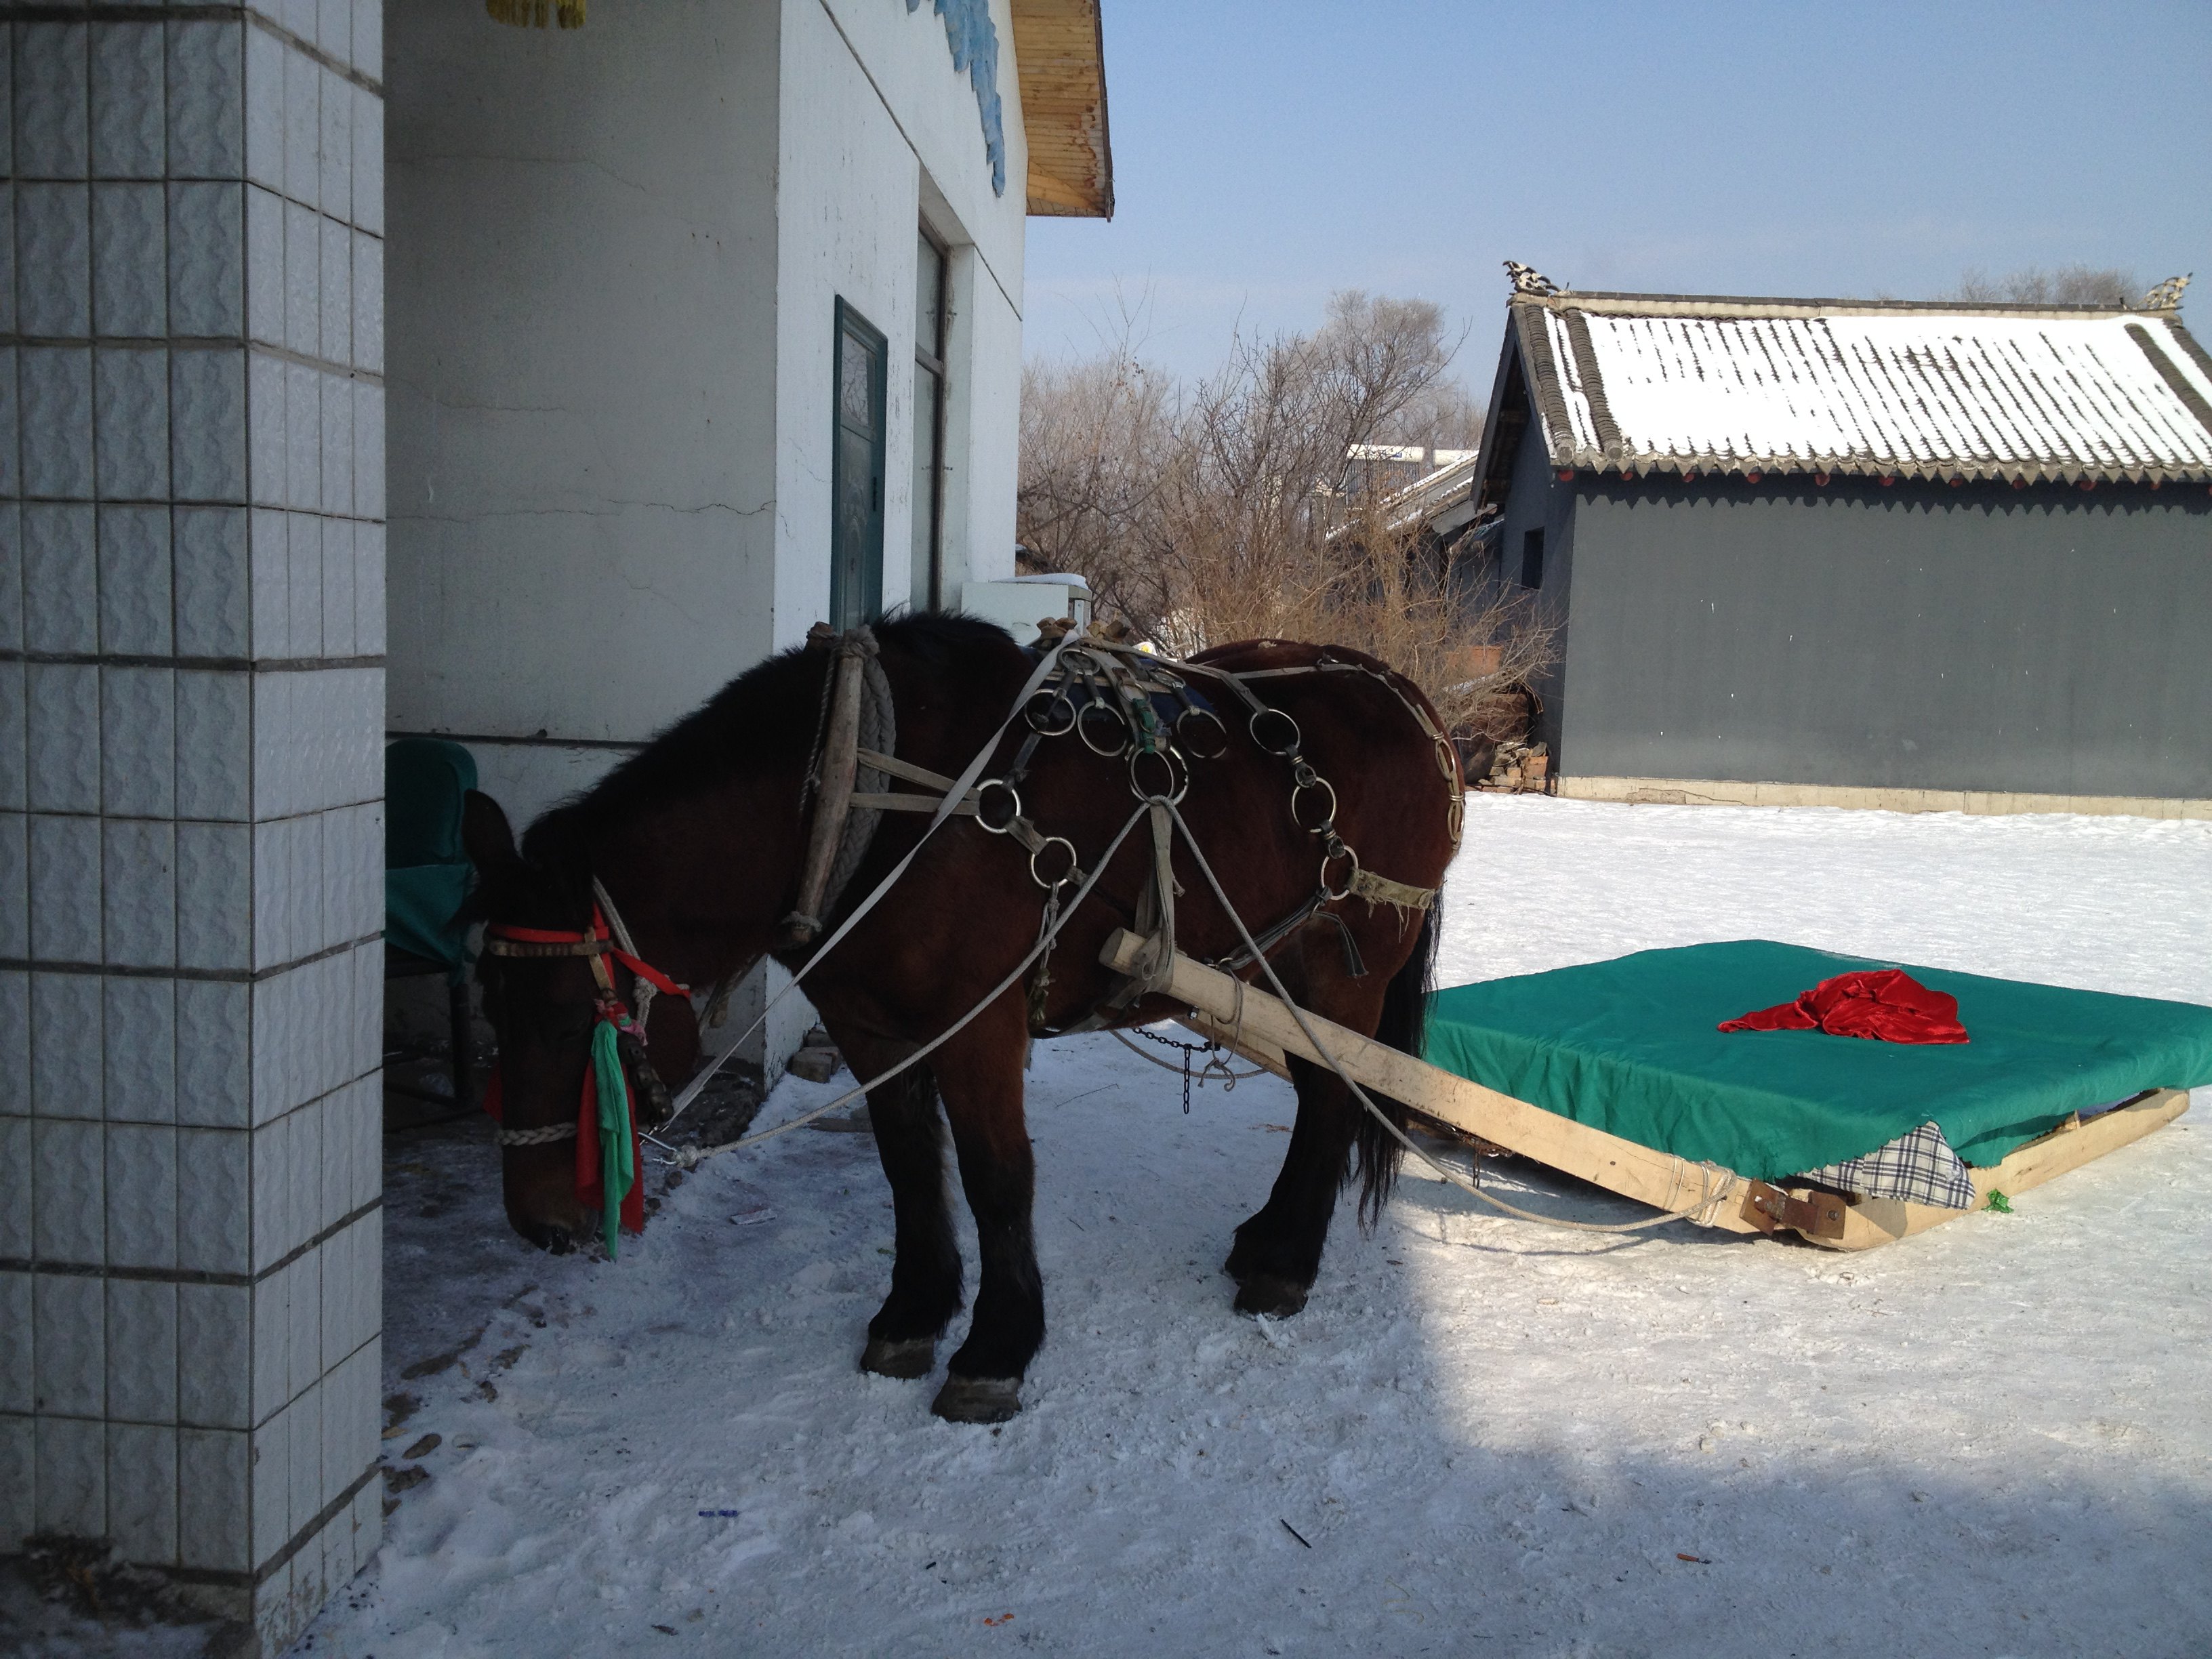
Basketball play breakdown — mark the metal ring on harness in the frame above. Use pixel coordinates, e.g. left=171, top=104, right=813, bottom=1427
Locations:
left=1025, top=689, right=1078, bottom=737
left=1127, top=745, right=1189, bottom=805
left=1320, top=836, right=1361, bottom=901
left=1029, top=835, right=1080, bottom=890
left=1249, top=705, right=1303, bottom=757
left=975, top=777, right=1023, bottom=834
left=1078, top=695, right=1130, bottom=756
left=1290, top=772, right=1338, bottom=834
left=1176, top=704, right=1229, bottom=759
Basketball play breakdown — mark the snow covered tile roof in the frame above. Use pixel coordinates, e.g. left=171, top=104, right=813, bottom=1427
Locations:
left=1512, top=294, right=2212, bottom=483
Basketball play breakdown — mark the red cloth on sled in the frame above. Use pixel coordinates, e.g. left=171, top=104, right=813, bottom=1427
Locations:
left=1719, top=968, right=1969, bottom=1044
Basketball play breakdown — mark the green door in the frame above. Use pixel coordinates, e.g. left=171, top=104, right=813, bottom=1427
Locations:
left=830, top=300, right=888, bottom=630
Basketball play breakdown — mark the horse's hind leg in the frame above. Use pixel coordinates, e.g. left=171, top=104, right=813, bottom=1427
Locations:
left=1224, top=948, right=1389, bottom=1317
left=848, top=1056, right=965, bottom=1380
left=926, top=1006, right=1043, bottom=1423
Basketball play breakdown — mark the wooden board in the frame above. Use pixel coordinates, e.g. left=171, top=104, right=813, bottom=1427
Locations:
left=1104, top=930, right=2191, bottom=1248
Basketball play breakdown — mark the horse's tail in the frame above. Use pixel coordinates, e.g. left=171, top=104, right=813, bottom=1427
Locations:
left=1353, top=893, right=1442, bottom=1230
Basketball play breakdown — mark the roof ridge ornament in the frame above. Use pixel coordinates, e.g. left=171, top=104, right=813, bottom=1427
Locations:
left=2142, top=274, right=2192, bottom=312
left=1504, top=260, right=1561, bottom=298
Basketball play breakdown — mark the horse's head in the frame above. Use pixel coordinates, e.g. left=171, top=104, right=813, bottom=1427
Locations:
left=461, top=790, right=699, bottom=1254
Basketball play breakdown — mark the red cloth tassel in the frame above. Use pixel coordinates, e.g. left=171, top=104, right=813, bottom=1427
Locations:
left=483, top=1063, right=504, bottom=1122
left=1720, top=968, right=1969, bottom=1044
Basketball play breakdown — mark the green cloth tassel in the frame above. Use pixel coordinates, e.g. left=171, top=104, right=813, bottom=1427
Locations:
left=590, top=1018, right=635, bottom=1258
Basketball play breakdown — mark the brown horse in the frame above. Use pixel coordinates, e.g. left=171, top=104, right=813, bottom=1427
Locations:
left=463, top=614, right=1458, bottom=1421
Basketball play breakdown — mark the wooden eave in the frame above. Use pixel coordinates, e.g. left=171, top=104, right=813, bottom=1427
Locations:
left=1010, top=0, right=1113, bottom=218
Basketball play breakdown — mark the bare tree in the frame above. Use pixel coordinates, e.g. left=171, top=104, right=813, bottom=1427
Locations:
left=1953, top=263, right=2138, bottom=306
left=1016, top=291, right=1551, bottom=741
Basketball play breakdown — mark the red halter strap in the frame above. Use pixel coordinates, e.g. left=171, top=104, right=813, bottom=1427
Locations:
left=483, top=906, right=689, bottom=1002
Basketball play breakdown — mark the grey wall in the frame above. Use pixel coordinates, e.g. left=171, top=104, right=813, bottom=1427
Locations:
left=1494, top=415, right=1576, bottom=756
left=1555, top=478, right=2212, bottom=798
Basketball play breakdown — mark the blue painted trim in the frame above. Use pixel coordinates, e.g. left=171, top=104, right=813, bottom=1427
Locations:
left=908, top=0, right=1007, bottom=197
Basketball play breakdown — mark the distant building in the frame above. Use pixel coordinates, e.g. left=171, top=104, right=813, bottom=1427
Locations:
left=1459, top=283, right=2212, bottom=813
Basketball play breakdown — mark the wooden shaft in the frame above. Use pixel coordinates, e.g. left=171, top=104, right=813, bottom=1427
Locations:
left=790, top=647, right=867, bottom=935
left=1101, top=928, right=1763, bottom=1235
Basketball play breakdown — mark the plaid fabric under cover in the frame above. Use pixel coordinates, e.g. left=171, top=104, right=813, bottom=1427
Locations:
left=1803, top=1120, right=1977, bottom=1210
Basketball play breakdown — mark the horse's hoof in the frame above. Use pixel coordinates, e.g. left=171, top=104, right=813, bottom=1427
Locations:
left=931, top=1374, right=1022, bottom=1423
left=860, top=1336, right=937, bottom=1380
left=1233, top=1275, right=1309, bottom=1318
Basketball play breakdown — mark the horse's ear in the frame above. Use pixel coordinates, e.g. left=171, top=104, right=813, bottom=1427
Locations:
left=461, top=789, right=520, bottom=874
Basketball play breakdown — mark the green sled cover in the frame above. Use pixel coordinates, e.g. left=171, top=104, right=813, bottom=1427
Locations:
left=1420, top=940, right=2212, bottom=1179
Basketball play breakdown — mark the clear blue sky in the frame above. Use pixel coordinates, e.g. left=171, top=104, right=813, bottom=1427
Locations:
left=1023, top=0, right=2212, bottom=385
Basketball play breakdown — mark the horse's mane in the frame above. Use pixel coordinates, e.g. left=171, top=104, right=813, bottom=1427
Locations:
left=516, top=612, right=1013, bottom=869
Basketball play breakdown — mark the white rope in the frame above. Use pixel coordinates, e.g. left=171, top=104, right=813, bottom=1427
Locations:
left=1159, top=800, right=1738, bottom=1236
left=654, top=633, right=1084, bottom=1133
left=650, top=800, right=1154, bottom=1168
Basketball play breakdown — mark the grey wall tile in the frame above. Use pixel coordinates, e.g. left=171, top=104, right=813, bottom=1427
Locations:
left=178, top=1284, right=251, bottom=1429
left=320, top=518, right=354, bottom=657
left=285, top=512, right=320, bottom=654
left=0, top=351, right=16, bottom=500
left=0, top=972, right=25, bottom=1116
left=34, top=1271, right=105, bottom=1414
left=173, top=507, right=250, bottom=657
left=0, top=1111, right=27, bottom=1256
left=317, top=63, right=350, bottom=226
left=248, top=507, right=288, bottom=655
left=174, top=820, right=250, bottom=970
left=249, top=1401, right=287, bottom=1563
left=101, top=664, right=176, bottom=817
left=20, top=348, right=96, bottom=500
left=95, top=345, right=171, bottom=499
left=282, top=198, right=316, bottom=354
left=251, top=816, right=293, bottom=969
left=0, top=1271, right=31, bottom=1411
left=176, top=1126, right=249, bottom=1275
left=352, top=521, right=382, bottom=654
left=31, top=973, right=104, bottom=1120
left=106, top=1121, right=178, bottom=1271
left=104, top=974, right=176, bottom=1124
left=0, top=672, right=22, bottom=819
left=174, top=669, right=251, bottom=819
left=22, top=506, right=98, bottom=655
left=97, top=506, right=173, bottom=657
left=249, top=1265, right=287, bottom=1424
left=27, top=662, right=102, bottom=811
left=319, top=216, right=350, bottom=366
left=349, top=230, right=380, bottom=375
left=28, top=812, right=103, bottom=960
left=285, top=1246, right=319, bottom=1395
left=0, top=1418, right=29, bottom=1557
left=167, top=181, right=244, bottom=337
left=0, top=184, right=12, bottom=338
left=351, top=87, right=381, bottom=237
left=106, top=1278, right=178, bottom=1422
left=169, top=347, right=249, bottom=502
left=167, top=20, right=245, bottom=181
left=16, top=24, right=90, bottom=180
left=90, top=22, right=166, bottom=181
left=247, top=350, right=285, bottom=506
left=102, top=817, right=176, bottom=968
left=320, top=373, right=353, bottom=516
left=249, top=669, right=291, bottom=819
left=0, top=505, right=21, bottom=654
left=34, top=1416, right=104, bottom=1540
left=248, top=1107, right=291, bottom=1270
left=244, top=183, right=283, bottom=346
left=283, top=41, right=319, bottom=211
left=91, top=186, right=167, bottom=339
left=352, top=380, right=382, bottom=519
left=352, top=0, right=382, bottom=84
left=285, top=1375, right=319, bottom=1538
left=175, top=978, right=251, bottom=1128
left=107, top=1421, right=178, bottom=1565
left=178, top=1427, right=249, bottom=1571
left=285, top=361, right=320, bottom=510
left=242, top=23, right=283, bottom=194
left=18, top=184, right=92, bottom=337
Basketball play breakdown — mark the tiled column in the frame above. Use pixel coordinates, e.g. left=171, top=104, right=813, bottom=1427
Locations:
left=1, top=5, right=386, bottom=1650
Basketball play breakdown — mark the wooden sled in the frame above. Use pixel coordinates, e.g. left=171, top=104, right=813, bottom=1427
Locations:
left=1100, top=930, right=2190, bottom=1251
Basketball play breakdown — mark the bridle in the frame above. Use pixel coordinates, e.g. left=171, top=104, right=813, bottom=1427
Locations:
left=481, top=878, right=688, bottom=1257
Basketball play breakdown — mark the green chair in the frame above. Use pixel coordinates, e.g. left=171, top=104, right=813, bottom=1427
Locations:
left=385, top=738, right=480, bottom=1109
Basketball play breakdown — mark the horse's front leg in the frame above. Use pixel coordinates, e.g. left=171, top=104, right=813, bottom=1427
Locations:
left=926, top=1000, right=1043, bottom=1423
left=831, top=1030, right=965, bottom=1380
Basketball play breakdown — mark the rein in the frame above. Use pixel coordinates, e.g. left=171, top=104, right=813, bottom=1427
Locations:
left=482, top=880, right=689, bottom=1258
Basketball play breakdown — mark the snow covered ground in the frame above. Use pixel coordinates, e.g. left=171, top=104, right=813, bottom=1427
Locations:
left=304, top=797, right=2212, bottom=1658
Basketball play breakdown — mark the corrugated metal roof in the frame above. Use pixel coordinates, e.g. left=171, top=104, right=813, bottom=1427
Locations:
left=1509, top=295, right=2212, bottom=483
